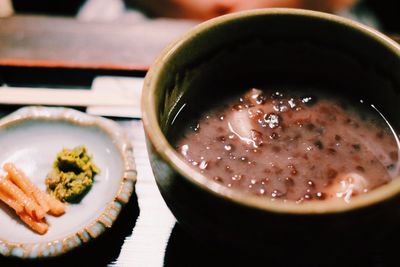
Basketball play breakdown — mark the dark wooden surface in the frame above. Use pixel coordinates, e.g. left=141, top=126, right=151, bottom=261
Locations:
left=0, top=15, right=195, bottom=71
left=0, top=14, right=398, bottom=72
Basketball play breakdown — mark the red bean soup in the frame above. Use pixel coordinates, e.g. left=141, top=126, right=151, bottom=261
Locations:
left=174, top=88, right=400, bottom=203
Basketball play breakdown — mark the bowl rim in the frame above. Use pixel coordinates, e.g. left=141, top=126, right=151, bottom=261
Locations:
left=142, top=8, right=400, bottom=215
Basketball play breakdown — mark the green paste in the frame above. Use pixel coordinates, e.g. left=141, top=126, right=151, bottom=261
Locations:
left=46, top=145, right=100, bottom=203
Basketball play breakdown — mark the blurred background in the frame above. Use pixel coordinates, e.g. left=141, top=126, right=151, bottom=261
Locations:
left=2, top=0, right=398, bottom=30
left=0, top=0, right=398, bottom=72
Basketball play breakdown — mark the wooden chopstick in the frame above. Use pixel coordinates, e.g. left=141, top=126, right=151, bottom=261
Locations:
left=0, top=87, right=137, bottom=107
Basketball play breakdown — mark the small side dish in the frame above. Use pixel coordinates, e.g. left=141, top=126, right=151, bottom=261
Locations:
left=0, top=163, right=65, bottom=235
left=0, top=107, right=135, bottom=258
left=46, top=145, right=100, bottom=203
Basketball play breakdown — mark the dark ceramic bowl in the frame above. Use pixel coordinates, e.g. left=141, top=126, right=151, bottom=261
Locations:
left=142, top=9, right=400, bottom=250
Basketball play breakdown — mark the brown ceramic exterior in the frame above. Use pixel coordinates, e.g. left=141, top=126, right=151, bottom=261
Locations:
left=142, top=9, right=400, bottom=250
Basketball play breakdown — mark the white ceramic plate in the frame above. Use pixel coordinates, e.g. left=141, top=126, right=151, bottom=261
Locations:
left=0, top=107, right=136, bottom=258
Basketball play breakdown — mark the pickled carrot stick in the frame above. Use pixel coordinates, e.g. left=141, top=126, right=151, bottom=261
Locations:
left=17, top=211, right=48, bottom=235
left=43, top=193, right=65, bottom=216
left=0, top=186, right=24, bottom=213
left=0, top=176, right=45, bottom=220
left=3, top=163, right=50, bottom=213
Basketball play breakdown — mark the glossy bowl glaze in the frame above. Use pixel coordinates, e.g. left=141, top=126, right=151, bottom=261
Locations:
left=0, top=107, right=136, bottom=258
left=142, top=9, right=400, bottom=250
